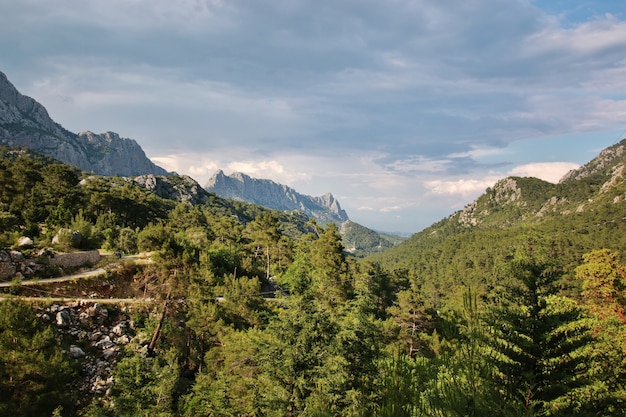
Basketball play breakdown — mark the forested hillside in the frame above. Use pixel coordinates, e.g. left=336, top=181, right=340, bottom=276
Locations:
left=370, top=139, right=626, bottom=297
left=1, top=144, right=626, bottom=416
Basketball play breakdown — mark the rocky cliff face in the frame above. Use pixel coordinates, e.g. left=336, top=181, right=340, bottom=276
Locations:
left=0, top=71, right=168, bottom=176
left=559, top=138, right=626, bottom=184
left=130, top=174, right=212, bottom=205
left=205, top=169, right=349, bottom=224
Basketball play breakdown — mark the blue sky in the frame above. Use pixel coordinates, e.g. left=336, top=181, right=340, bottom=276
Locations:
left=1, top=0, right=625, bottom=233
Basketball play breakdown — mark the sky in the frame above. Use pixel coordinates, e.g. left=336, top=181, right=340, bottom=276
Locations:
left=1, top=0, right=625, bottom=234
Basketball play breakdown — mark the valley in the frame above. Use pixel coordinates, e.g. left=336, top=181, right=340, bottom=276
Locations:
left=1, top=71, right=626, bottom=416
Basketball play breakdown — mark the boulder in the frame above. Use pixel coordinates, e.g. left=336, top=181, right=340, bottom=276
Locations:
left=9, top=250, right=24, bottom=262
left=111, top=321, right=128, bottom=337
left=88, top=330, right=103, bottom=342
left=56, top=310, right=72, bottom=327
left=0, top=250, right=16, bottom=280
left=69, top=345, right=86, bottom=359
left=16, top=236, right=34, bottom=248
left=94, top=335, right=114, bottom=350
left=102, top=347, right=118, bottom=361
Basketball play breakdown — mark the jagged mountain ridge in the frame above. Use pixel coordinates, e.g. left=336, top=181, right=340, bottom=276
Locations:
left=205, top=169, right=349, bottom=224
left=0, top=71, right=168, bottom=176
left=559, top=139, right=626, bottom=183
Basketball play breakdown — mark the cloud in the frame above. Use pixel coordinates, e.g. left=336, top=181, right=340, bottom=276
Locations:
left=509, top=162, right=580, bottom=183
left=387, top=156, right=452, bottom=174
left=423, top=160, right=582, bottom=200
left=380, top=205, right=402, bottom=213
left=2, top=0, right=625, bottom=233
left=424, top=176, right=502, bottom=198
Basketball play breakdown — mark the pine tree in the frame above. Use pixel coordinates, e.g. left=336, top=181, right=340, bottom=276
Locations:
left=0, top=299, right=77, bottom=417
left=485, top=238, right=592, bottom=415
left=576, top=249, right=626, bottom=413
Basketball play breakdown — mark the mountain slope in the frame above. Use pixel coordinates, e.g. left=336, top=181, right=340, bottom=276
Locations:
left=0, top=71, right=168, bottom=176
left=205, top=169, right=349, bottom=224
left=368, top=137, right=626, bottom=295
left=340, top=220, right=398, bottom=257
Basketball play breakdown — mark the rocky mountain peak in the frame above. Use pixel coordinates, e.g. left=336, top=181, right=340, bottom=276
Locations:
left=559, top=138, right=626, bottom=183
left=205, top=170, right=349, bottom=224
left=0, top=70, right=168, bottom=177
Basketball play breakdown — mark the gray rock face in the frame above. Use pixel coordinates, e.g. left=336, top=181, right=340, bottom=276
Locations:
left=560, top=138, right=626, bottom=183
left=131, top=174, right=211, bottom=205
left=0, top=71, right=168, bottom=177
left=205, top=169, right=349, bottom=224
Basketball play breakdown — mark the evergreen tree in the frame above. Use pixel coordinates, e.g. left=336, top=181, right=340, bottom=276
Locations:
left=96, top=348, right=180, bottom=417
left=243, top=212, right=283, bottom=280
left=0, top=299, right=77, bottom=417
left=307, top=223, right=352, bottom=305
left=576, top=249, right=626, bottom=413
left=485, top=239, right=592, bottom=415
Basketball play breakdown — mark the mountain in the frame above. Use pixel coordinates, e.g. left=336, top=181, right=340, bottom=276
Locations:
left=205, top=169, right=349, bottom=224
left=369, top=137, right=626, bottom=293
left=340, top=220, right=401, bottom=257
left=0, top=70, right=168, bottom=176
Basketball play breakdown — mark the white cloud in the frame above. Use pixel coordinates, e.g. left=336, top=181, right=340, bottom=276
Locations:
left=509, top=162, right=579, bottom=183
left=3, top=0, right=625, bottom=233
left=151, top=154, right=220, bottom=182
left=423, top=161, right=582, bottom=200
left=387, top=156, right=452, bottom=174
left=424, top=177, right=501, bottom=198
left=380, top=206, right=402, bottom=213
left=525, top=14, right=626, bottom=56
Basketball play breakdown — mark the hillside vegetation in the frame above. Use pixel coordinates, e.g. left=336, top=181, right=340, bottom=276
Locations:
left=1, top=142, right=626, bottom=416
left=369, top=139, right=626, bottom=296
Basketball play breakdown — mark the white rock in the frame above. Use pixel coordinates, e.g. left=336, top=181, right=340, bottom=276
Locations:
left=56, top=310, right=71, bottom=327
left=17, top=236, right=33, bottom=248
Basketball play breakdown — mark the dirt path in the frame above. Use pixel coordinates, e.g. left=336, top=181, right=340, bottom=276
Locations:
left=0, top=253, right=152, bottom=288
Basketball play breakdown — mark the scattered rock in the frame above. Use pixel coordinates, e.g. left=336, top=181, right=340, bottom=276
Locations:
left=43, top=302, right=136, bottom=398
left=117, top=335, right=131, bottom=345
left=16, top=236, right=34, bottom=248
left=111, top=321, right=127, bottom=337
left=95, top=336, right=115, bottom=350
left=56, top=310, right=72, bottom=327
left=69, top=345, right=86, bottom=359
left=88, top=331, right=103, bottom=342
left=102, top=348, right=118, bottom=361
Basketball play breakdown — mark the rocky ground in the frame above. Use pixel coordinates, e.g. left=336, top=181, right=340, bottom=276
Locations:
left=39, top=302, right=135, bottom=395
left=38, top=300, right=153, bottom=407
